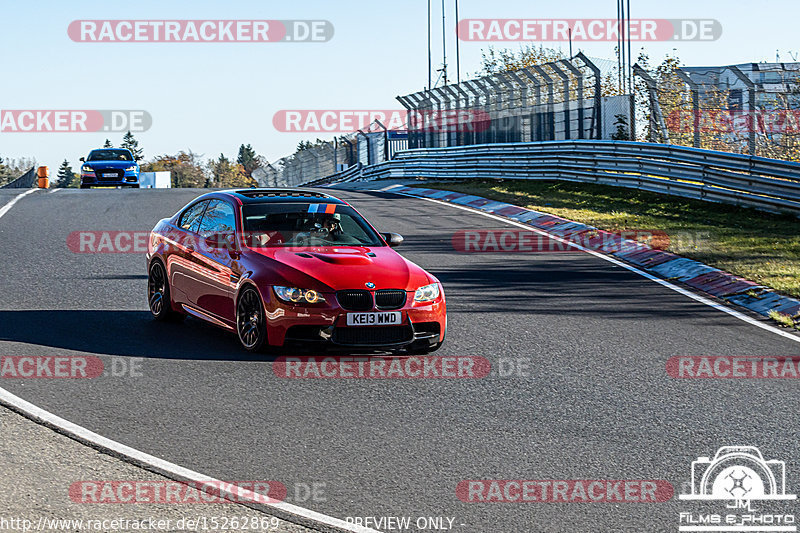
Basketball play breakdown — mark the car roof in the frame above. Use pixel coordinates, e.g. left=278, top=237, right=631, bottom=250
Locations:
left=90, top=148, right=132, bottom=152
left=218, top=188, right=348, bottom=205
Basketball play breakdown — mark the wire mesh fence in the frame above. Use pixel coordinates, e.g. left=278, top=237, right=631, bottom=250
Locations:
left=634, top=62, right=800, bottom=160
left=256, top=56, right=800, bottom=187
left=398, top=53, right=606, bottom=148
left=252, top=120, right=407, bottom=187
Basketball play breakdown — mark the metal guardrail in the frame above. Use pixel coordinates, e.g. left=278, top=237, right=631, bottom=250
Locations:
left=1, top=167, right=36, bottom=189
left=305, top=141, right=800, bottom=216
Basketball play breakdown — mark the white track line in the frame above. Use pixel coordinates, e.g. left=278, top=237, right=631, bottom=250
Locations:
left=391, top=190, right=800, bottom=345
left=0, top=188, right=38, bottom=220
left=0, top=387, right=380, bottom=533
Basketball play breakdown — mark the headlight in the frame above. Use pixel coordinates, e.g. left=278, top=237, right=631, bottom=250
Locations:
left=273, top=286, right=325, bottom=304
left=414, top=283, right=440, bottom=303
left=81, top=165, right=94, bottom=173
left=125, top=166, right=138, bottom=172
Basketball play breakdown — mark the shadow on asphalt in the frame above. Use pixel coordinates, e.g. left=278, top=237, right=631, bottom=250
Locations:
left=0, top=310, right=275, bottom=362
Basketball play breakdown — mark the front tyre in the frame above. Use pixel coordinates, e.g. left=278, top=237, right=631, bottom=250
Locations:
left=148, top=260, right=185, bottom=322
left=237, top=286, right=268, bottom=352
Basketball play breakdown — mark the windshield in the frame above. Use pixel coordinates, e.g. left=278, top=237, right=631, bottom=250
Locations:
left=242, top=202, right=384, bottom=247
left=87, top=150, right=133, bottom=162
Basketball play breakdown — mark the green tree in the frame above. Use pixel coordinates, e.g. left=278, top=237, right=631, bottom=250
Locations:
left=611, top=114, right=630, bottom=140
left=208, top=153, right=255, bottom=188
left=478, top=44, right=566, bottom=76
left=103, top=139, right=113, bottom=148
left=0, top=156, right=12, bottom=186
left=142, top=151, right=207, bottom=188
left=121, top=131, right=144, bottom=161
left=55, top=159, right=77, bottom=188
left=237, top=144, right=259, bottom=178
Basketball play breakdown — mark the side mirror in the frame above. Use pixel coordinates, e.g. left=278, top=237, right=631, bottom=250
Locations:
left=381, top=232, right=404, bottom=247
left=79, top=157, right=85, bottom=162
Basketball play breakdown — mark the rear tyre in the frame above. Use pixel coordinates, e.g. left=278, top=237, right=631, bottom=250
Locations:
left=237, top=286, right=268, bottom=352
left=148, top=260, right=185, bottom=322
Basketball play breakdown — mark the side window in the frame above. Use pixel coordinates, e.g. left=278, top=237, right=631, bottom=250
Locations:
left=178, top=201, right=208, bottom=233
left=197, top=200, right=236, bottom=237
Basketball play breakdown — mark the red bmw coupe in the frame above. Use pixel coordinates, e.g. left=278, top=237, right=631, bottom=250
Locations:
left=146, top=189, right=446, bottom=353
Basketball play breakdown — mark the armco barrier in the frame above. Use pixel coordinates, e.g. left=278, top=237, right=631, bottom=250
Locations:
left=303, top=141, right=800, bottom=217
left=1, top=167, right=37, bottom=189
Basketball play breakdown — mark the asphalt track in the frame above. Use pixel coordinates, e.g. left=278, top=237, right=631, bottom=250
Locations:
left=1, top=187, right=799, bottom=532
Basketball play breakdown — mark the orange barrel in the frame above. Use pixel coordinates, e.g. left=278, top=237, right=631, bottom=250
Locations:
left=37, top=166, right=49, bottom=188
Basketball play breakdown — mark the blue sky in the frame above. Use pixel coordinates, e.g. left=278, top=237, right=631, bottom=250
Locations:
left=1, top=0, right=799, bottom=171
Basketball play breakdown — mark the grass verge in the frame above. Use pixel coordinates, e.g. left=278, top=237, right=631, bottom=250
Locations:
left=409, top=179, right=800, bottom=298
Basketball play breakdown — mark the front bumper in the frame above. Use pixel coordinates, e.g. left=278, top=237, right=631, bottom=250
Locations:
left=81, top=170, right=139, bottom=186
left=263, top=292, right=446, bottom=350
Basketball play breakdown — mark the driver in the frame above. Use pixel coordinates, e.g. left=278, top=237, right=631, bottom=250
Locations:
left=319, top=213, right=342, bottom=235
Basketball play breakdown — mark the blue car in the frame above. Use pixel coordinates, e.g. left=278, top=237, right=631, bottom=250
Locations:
left=80, top=148, right=140, bottom=189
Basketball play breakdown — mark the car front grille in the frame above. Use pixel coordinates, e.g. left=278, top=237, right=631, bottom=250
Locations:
left=96, top=168, right=123, bottom=181
left=375, top=289, right=407, bottom=310
left=336, top=290, right=373, bottom=311
left=333, top=325, right=413, bottom=346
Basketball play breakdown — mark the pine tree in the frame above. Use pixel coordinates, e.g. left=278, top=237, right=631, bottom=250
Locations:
left=121, top=131, right=144, bottom=161
left=56, top=159, right=75, bottom=188
left=103, top=139, right=113, bottom=148
left=237, top=144, right=259, bottom=177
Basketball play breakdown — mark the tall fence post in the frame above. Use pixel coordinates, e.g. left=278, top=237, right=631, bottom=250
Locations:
left=675, top=68, right=701, bottom=148
left=728, top=65, right=758, bottom=156
left=575, top=52, right=602, bottom=140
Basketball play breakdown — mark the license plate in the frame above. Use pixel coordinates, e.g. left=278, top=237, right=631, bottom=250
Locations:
left=346, top=311, right=401, bottom=326
left=102, top=173, right=117, bottom=177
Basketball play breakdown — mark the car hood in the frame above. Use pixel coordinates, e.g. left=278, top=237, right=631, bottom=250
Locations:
left=248, top=245, right=434, bottom=291
left=84, top=160, right=137, bottom=168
